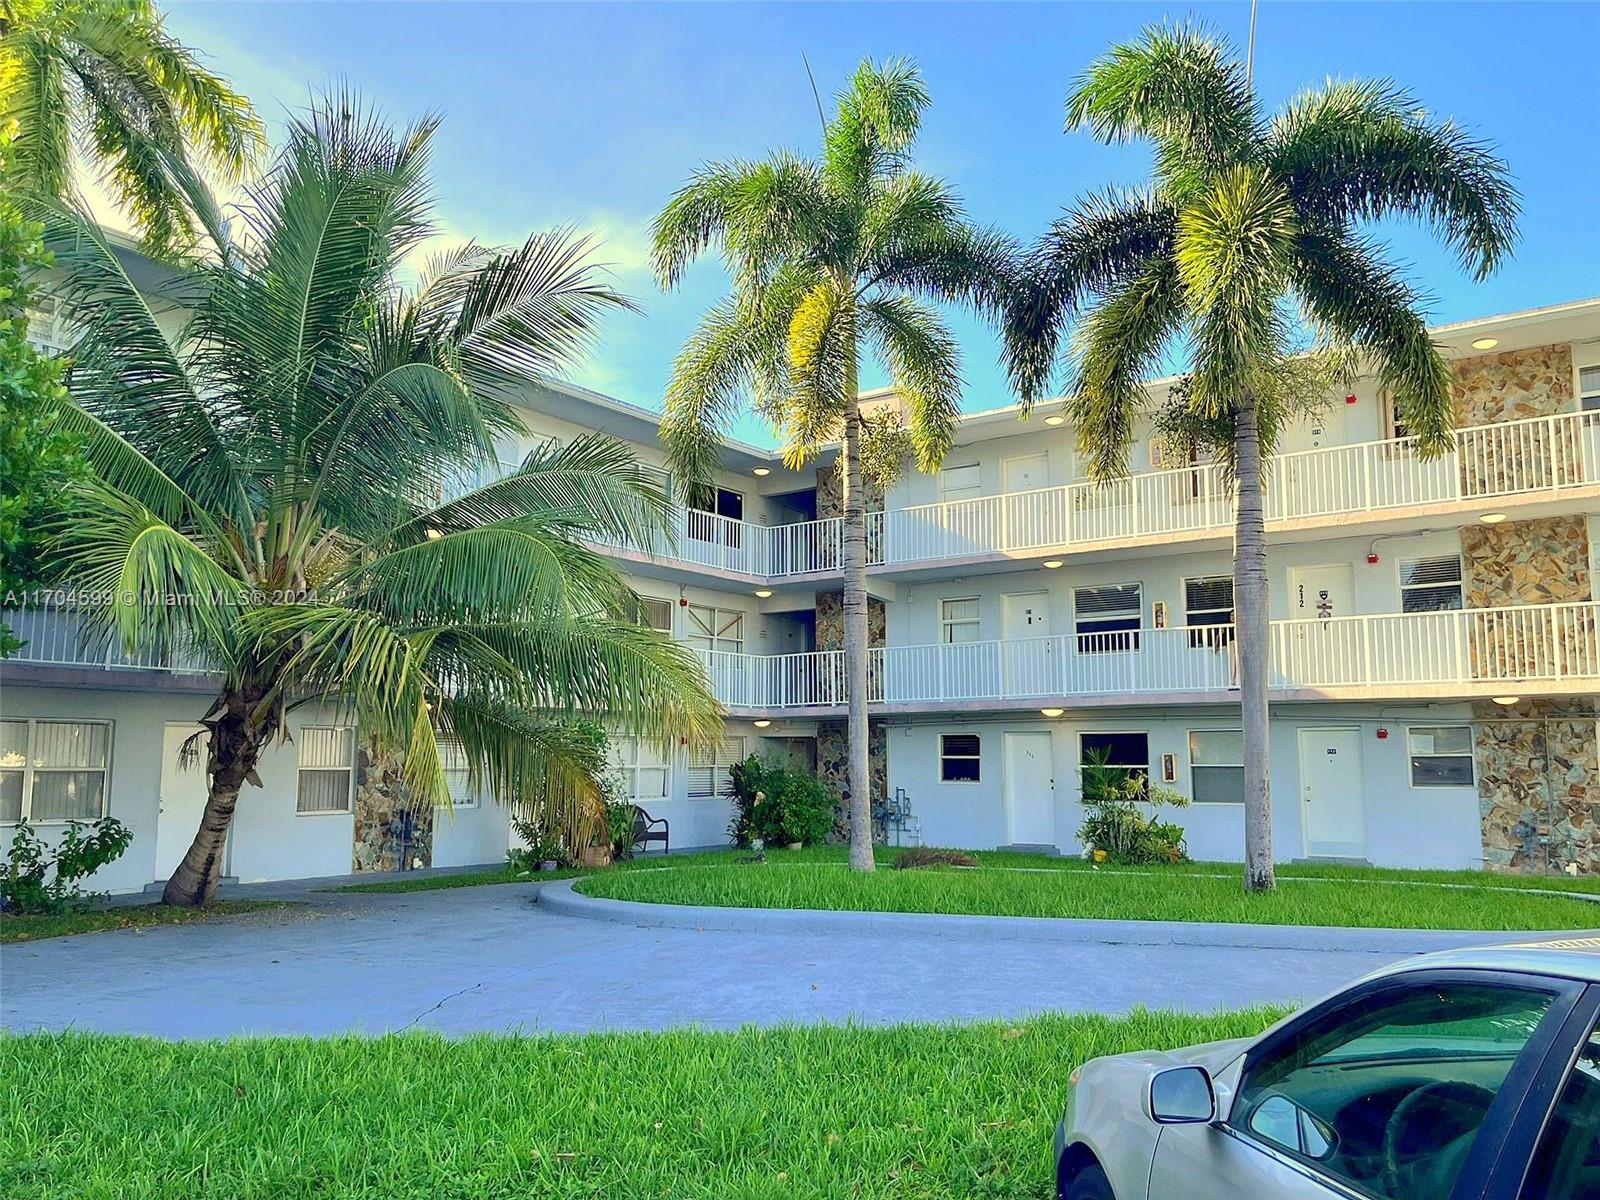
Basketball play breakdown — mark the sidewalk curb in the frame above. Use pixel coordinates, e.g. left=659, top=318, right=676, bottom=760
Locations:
left=535, top=880, right=1591, bottom=954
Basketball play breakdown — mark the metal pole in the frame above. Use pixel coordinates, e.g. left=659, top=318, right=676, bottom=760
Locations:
left=1245, top=0, right=1260, bottom=87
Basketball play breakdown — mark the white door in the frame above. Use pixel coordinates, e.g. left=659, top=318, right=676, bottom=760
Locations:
left=1002, top=591, right=1053, bottom=696
left=1002, top=453, right=1047, bottom=493
left=1285, top=563, right=1355, bottom=686
left=1003, top=731, right=1056, bottom=846
left=155, top=724, right=217, bottom=881
left=1298, top=727, right=1366, bottom=858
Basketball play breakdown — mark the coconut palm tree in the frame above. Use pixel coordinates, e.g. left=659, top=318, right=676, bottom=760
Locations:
left=1005, top=24, right=1517, bottom=891
left=651, top=59, right=1012, bottom=872
left=1, top=0, right=265, bottom=254
left=30, top=94, right=721, bottom=906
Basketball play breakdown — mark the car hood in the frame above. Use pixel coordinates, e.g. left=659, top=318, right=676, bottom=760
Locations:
left=1166, top=1035, right=1253, bottom=1074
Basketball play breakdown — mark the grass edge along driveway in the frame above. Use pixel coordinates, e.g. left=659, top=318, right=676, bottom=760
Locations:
left=577, top=853, right=1600, bottom=932
left=0, top=1006, right=1287, bottom=1199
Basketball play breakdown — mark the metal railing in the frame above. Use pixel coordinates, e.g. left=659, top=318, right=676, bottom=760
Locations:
left=701, top=602, right=1600, bottom=709
left=2, top=607, right=215, bottom=673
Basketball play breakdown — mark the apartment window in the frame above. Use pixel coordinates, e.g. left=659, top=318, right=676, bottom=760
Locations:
left=1408, top=726, right=1475, bottom=787
left=1184, top=575, right=1234, bottom=648
left=1189, top=730, right=1244, bottom=803
left=940, top=734, right=981, bottom=782
left=939, top=463, right=982, bottom=502
left=639, top=596, right=674, bottom=634
left=437, top=738, right=478, bottom=808
left=1399, top=555, right=1465, bottom=612
left=1080, top=732, right=1149, bottom=786
left=1580, top=364, right=1600, bottom=412
left=941, top=597, right=981, bottom=644
left=296, top=726, right=355, bottom=814
left=611, top=736, right=669, bottom=803
left=0, top=719, right=111, bottom=823
left=688, top=737, right=744, bottom=799
left=685, top=604, right=744, bottom=654
left=24, top=297, right=73, bottom=355
left=1380, top=389, right=1411, bottom=441
left=1074, top=583, right=1142, bottom=652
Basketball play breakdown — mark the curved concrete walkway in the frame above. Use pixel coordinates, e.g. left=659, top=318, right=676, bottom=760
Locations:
left=1, top=880, right=1570, bottom=1039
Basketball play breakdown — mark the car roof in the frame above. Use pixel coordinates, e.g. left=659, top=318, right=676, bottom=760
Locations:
left=1367, top=938, right=1600, bottom=985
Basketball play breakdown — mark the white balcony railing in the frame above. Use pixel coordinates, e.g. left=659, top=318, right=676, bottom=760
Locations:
left=11, top=603, right=1598, bottom=711
left=703, top=602, right=1600, bottom=710
left=591, top=410, right=1600, bottom=578
left=874, top=410, right=1600, bottom=567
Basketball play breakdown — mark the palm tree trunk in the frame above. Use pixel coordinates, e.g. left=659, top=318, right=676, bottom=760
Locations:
left=161, top=691, right=270, bottom=906
left=840, top=399, right=875, bottom=872
left=1234, top=391, right=1275, bottom=893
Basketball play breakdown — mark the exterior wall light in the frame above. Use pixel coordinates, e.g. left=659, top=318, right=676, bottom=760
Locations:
left=1040, top=707, right=1065, bottom=718
left=754, top=589, right=773, bottom=598
left=753, top=467, right=771, bottom=476
left=1492, top=696, right=1521, bottom=706
left=1470, top=338, right=1499, bottom=350
left=1479, top=512, right=1508, bottom=524
left=1044, top=415, right=1066, bottom=426
left=753, top=719, right=772, bottom=728
left=1043, top=560, right=1064, bottom=569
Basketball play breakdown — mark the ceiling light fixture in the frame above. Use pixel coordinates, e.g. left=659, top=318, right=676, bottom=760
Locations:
left=754, top=589, right=773, bottom=598
left=1044, top=415, right=1066, bottom=426
left=1479, top=512, right=1508, bottom=525
left=1471, top=337, right=1499, bottom=350
left=1040, top=707, right=1065, bottom=718
left=752, top=467, right=771, bottom=476
left=1492, top=696, right=1521, bottom=707
left=1043, top=560, right=1064, bottom=569
left=753, top=719, right=772, bottom=728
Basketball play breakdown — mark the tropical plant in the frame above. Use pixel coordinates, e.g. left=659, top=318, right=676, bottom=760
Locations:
left=726, top=755, right=835, bottom=848
left=0, top=125, right=83, bottom=655
left=0, top=0, right=266, bottom=254
left=1077, top=749, right=1189, bottom=865
left=1, top=816, right=132, bottom=913
left=652, top=58, right=1013, bottom=872
left=1006, top=24, right=1517, bottom=890
left=28, top=94, right=721, bottom=906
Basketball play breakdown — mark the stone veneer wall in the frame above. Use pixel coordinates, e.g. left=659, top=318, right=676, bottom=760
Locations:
left=1473, top=699, right=1599, bottom=875
left=352, top=740, right=433, bottom=872
left=1460, top=516, right=1592, bottom=608
left=1452, top=342, right=1573, bottom=424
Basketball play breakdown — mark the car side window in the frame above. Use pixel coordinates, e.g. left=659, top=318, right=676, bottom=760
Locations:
left=1232, top=979, right=1558, bottom=1200
left=1520, top=1019, right=1600, bottom=1200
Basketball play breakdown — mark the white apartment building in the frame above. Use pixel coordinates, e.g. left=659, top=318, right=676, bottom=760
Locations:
left=5, top=248, right=1598, bottom=888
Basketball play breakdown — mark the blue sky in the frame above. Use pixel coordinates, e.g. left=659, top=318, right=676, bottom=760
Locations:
left=167, top=1, right=1600, bottom=448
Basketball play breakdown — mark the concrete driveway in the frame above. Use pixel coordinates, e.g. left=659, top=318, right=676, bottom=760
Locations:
left=0, top=879, right=1500, bottom=1038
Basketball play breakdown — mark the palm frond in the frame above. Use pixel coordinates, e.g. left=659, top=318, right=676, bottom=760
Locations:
left=862, top=295, right=962, bottom=472
left=1, top=27, right=74, bottom=197
left=1268, top=78, right=1519, bottom=281
left=824, top=58, right=929, bottom=198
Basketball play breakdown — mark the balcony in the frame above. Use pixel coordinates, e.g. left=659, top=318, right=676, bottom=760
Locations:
left=597, top=410, right=1600, bottom=583
left=708, top=602, right=1600, bottom=713
left=8, top=603, right=1597, bottom=714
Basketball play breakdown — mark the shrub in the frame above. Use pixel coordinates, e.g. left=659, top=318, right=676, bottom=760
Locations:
left=1077, top=749, right=1190, bottom=865
left=893, top=846, right=978, bottom=870
left=1, top=818, right=133, bottom=914
left=605, top=800, right=641, bottom=859
left=507, top=819, right=570, bottom=871
left=727, top=757, right=834, bottom=848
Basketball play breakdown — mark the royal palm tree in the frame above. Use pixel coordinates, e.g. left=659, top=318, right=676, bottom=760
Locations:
left=651, top=59, right=1011, bottom=871
left=1006, top=25, right=1517, bottom=891
left=31, top=94, right=720, bottom=906
left=1, top=0, right=265, bottom=254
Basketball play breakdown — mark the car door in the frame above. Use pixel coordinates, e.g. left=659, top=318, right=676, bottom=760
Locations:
left=1148, top=970, right=1588, bottom=1200
left=1515, top=999, right=1600, bottom=1199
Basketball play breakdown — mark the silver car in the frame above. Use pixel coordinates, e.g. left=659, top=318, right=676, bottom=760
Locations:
left=1055, top=940, right=1600, bottom=1199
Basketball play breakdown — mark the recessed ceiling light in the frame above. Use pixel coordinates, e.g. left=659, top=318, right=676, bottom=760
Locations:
left=753, top=719, right=772, bottom=728
left=1479, top=512, right=1508, bottom=525
left=754, top=589, right=773, bottom=598
left=1040, top=707, right=1065, bottom=718
left=1471, top=337, right=1499, bottom=350
left=1044, top=415, right=1066, bottom=426
left=1492, top=696, right=1520, bottom=707
left=753, top=467, right=771, bottom=476
left=1043, top=560, right=1064, bottom=569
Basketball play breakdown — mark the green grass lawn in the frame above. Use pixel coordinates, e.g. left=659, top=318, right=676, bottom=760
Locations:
left=0, top=1007, right=1285, bottom=1199
left=576, top=852, right=1600, bottom=931
left=0, top=900, right=292, bottom=944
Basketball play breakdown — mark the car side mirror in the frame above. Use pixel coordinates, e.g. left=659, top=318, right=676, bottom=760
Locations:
left=1149, top=1065, right=1216, bottom=1124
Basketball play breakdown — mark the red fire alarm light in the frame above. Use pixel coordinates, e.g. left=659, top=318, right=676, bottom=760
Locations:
left=1376, top=728, right=1389, bottom=740
left=1367, top=552, right=1380, bottom=564
left=1345, top=394, right=1358, bottom=405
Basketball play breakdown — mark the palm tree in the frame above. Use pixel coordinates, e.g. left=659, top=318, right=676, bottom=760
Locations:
left=651, top=59, right=1012, bottom=872
left=30, top=94, right=721, bottom=906
left=1005, top=24, right=1517, bottom=891
left=1, top=0, right=265, bottom=254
